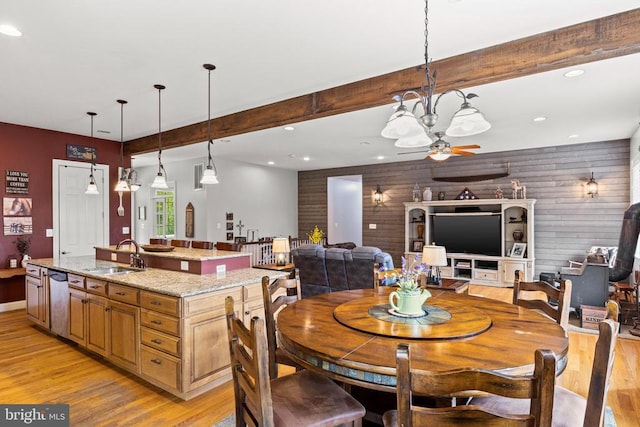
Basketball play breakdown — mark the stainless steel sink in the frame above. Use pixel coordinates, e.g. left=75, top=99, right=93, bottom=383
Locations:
left=85, top=266, right=142, bottom=276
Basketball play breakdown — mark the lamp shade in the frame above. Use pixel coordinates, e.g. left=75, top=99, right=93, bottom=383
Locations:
left=151, top=173, right=168, bottom=189
left=422, top=245, right=447, bottom=266
left=115, top=179, right=130, bottom=192
left=394, top=133, right=432, bottom=148
left=272, top=237, right=290, bottom=254
left=446, top=104, right=491, bottom=137
left=200, top=167, right=219, bottom=184
left=85, top=181, right=99, bottom=195
left=381, top=108, right=424, bottom=140
left=429, top=151, right=451, bottom=162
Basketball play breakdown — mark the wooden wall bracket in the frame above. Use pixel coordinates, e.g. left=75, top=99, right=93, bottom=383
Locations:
left=432, top=162, right=510, bottom=183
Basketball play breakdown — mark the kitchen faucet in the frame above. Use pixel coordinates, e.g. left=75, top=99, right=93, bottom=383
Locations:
left=116, top=239, right=145, bottom=269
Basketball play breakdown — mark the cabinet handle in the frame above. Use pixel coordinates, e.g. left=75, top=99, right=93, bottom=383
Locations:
left=151, top=320, right=162, bottom=325
left=115, top=292, right=126, bottom=296
left=89, top=285, right=98, bottom=289
left=245, top=310, right=251, bottom=315
left=150, top=301, right=161, bottom=306
left=151, top=339, right=162, bottom=344
left=105, top=307, right=110, bottom=312
left=150, top=359, right=162, bottom=365
left=37, top=285, right=43, bottom=288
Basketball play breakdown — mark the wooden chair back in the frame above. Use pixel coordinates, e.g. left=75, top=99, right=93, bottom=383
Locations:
left=170, top=239, right=191, bottom=248
left=391, top=343, right=556, bottom=427
left=216, top=241, right=242, bottom=251
left=191, top=240, right=214, bottom=249
left=225, top=296, right=274, bottom=426
left=584, top=319, right=618, bottom=427
left=149, top=238, right=168, bottom=245
left=513, top=270, right=572, bottom=331
left=261, top=270, right=302, bottom=379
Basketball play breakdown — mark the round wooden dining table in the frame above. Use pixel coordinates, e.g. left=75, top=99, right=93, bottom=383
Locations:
left=277, top=287, right=569, bottom=392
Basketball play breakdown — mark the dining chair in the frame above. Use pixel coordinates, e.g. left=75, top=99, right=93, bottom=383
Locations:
left=261, top=271, right=303, bottom=379
left=149, top=238, right=168, bottom=245
left=170, top=239, right=191, bottom=248
left=382, top=343, right=556, bottom=427
left=513, top=270, right=572, bottom=331
left=224, top=296, right=366, bottom=427
left=190, top=240, right=214, bottom=249
left=472, top=319, right=618, bottom=427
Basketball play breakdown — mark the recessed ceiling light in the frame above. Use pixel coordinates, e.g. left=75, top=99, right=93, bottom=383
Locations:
left=283, top=126, right=295, bottom=131
left=303, top=156, right=310, bottom=161
left=0, top=25, right=22, bottom=37
left=267, top=161, right=275, bottom=165
left=569, top=134, right=580, bottom=139
left=563, top=69, right=584, bottom=78
left=377, top=155, right=385, bottom=160
left=533, top=116, right=546, bottom=122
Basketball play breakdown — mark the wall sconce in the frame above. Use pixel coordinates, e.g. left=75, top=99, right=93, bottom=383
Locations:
left=272, top=237, right=291, bottom=266
left=586, top=172, right=598, bottom=198
left=374, top=185, right=383, bottom=204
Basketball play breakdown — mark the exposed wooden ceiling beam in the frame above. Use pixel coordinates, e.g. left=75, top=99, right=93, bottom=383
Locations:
left=125, top=8, right=640, bottom=156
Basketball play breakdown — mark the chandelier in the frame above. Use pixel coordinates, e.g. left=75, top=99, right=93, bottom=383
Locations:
left=381, top=0, right=491, bottom=148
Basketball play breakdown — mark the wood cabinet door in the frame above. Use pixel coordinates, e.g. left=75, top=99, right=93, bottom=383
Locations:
left=68, top=288, right=87, bottom=345
left=503, top=260, right=527, bottom=283
left=109, top=300, right=140, bottom=373
left=25, top=275, right=45, bottom=325
left=86, top=294, right=109, bottom=357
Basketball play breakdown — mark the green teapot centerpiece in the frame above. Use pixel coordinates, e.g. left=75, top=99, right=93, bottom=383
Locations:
left=385, top=255, right=431, bottom=316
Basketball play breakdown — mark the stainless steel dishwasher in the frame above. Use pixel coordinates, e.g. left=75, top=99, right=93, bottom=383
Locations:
left=48, top=269, right=69, bottom=338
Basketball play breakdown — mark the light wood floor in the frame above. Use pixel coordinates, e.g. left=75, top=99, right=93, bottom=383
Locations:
left=0, top=286, right=638, bottom=426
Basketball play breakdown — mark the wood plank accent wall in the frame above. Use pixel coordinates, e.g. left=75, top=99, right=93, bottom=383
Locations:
left=298, top=140, right=630, bottom=279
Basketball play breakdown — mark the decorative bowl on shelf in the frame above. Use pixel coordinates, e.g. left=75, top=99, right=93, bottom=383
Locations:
left=140, top=244, right=175, bottom=252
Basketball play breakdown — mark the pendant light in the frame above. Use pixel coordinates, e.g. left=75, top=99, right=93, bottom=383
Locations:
left=115, top=99, right=131, bottom=192
left=85, top=112, right=99, bottom=195
left=151, top=84, right=168, bottom=189
left=200, top=63, right=219, bottom=185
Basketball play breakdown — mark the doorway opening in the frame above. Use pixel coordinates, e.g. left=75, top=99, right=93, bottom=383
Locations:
left=327, top=175, right=362, bottom=246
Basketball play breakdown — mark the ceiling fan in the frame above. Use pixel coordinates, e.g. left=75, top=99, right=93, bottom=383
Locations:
left=398, top=132, right=480, bottom=161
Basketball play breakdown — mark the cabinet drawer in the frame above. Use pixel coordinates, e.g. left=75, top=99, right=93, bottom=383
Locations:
left=141, top=309, right=180, bottom=336
left=141, top=327, right=180, bottom=357
left=68, top=273, right=86, bottom=290
left=26, top=265, right=41, bottom=277
left=108, top=283, right=139, bottom=305
left=140, top=291, right=180, bottom=316
left=86, top=278, right=108, bottom=296
left=243, top=282, right=263, bottom=301
left=473, top=269, right=498, bottom=281
left=140, top=345, right=181, bottom=391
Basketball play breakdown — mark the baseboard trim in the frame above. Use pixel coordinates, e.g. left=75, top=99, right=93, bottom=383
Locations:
left=0, top=300, right=26, bottom=312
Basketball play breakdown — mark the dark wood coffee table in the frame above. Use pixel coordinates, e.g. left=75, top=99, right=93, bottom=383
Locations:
left=425, top=278, right=469, bottom=294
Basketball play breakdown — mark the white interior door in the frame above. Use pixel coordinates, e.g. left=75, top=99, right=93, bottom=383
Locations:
left=327, top=175, right=362, bottom=245
left=53, top=160, right=110, bottom=258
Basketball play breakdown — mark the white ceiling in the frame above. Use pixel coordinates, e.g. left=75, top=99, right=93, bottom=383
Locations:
left=1, top=0, right=639, bottom=171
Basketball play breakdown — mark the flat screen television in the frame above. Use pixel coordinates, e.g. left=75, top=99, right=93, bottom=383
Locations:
left=431, top=213, right=502, bottom=256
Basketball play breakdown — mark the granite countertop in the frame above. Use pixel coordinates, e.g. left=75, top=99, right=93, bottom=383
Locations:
left=97, top=245, right=250, bottom=261
left=28, top=256, right=287, bottom=298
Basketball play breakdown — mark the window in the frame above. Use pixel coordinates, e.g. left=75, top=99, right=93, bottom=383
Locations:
left=152, top=186, right=175, bottom=238
left=194, top=163, right=204, bottom=191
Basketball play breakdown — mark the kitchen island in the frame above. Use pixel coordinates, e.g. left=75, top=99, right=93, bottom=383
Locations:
left=26, top=255, right=287, bottom=400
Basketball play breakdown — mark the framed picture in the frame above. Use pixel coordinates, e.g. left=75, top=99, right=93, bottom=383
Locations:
left=510, top=242, right=527, bottom=258
left=234, top=236, right=247, bottom=244
left=3, top=197, right=32, bottom=216
left=226, top=222, right=233, bottom=231
left=226, top=232, right=233, bottom=241
left=411, top=239, right=424, bottom=252
left=226, top=212, right=233, bottom=221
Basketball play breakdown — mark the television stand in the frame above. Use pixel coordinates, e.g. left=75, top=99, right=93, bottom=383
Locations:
left=404, top=199, right=535, bottom=286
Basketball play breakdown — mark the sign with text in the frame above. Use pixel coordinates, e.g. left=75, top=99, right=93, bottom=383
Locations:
left=5, top=170, right=29, bottom=194
left=0, top=404, right=69, bottom=426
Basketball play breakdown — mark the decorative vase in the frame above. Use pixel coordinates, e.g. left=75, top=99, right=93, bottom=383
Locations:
left=423, top=187, right=432, bottom=201
left=21, top=254, right=31, bottom=268
left=412, top=183, right=421, bottom=202
left=389, top=290, right=430, bottom=316
left=416, top=224, right=425, bottom=239
left=512, top=230, right=524, bottom=242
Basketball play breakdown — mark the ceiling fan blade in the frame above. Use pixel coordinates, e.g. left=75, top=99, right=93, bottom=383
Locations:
left=452, top=150, right=475, bottom=157
left=451, top=144, right=481, bottom=150
left=397, top=150, right=430, bottom=155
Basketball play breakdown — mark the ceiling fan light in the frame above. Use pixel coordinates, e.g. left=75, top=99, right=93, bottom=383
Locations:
left=394, top=133, right=432, bottom=148
left=151, top=173, right=168, bottom=189
left=429, top=151, right=451, bottom=162
left=200, top=167, right=219, bottom=184
left=446, top=104, right=491, bottom=137
left=381, top=109, right=423, bottom=139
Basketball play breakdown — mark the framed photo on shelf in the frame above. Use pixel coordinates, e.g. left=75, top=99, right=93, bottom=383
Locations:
left=510, top=242, right=527, bottom=258
left=411, top=239, right=425, bottom=252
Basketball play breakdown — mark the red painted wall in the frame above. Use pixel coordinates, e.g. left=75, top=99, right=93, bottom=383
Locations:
left=0, top=122, right=131, bottom=265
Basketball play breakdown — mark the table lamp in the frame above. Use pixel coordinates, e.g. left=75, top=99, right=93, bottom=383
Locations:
left=272, top=237, right=290, bottom=266
left=422, top=244, right=447, bottom=285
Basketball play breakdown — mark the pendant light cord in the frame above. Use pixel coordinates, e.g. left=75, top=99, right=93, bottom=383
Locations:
left=154, top=84, right=166, bottom=176
left=204, top=64, right=217, bottom=173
